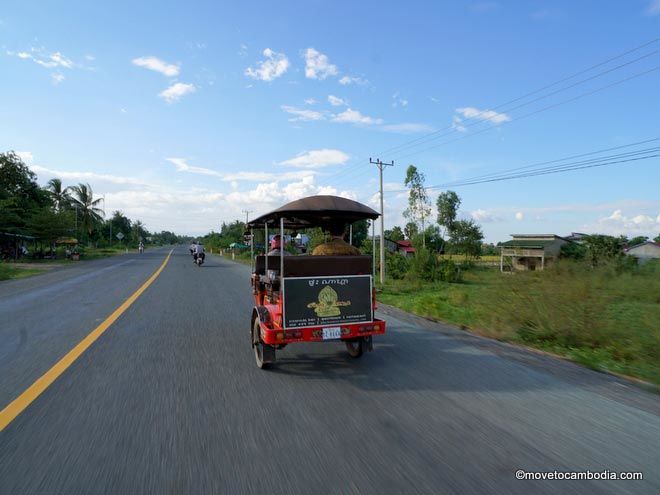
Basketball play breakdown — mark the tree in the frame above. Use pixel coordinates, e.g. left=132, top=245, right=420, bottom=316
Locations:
left=403, top=165, right=431, bottom=248
left=106, top=210, right=131, bottom=242
left=132, top=219, right=148, bottom=245
left=421, top=225, right=444, bottom=252
left=655, top=234, right=660, bottom=243
left=628, top=235, right=648, bottom=247
left=449, top=219, right=484, bottom=259
left=28, top=208, right=72, bottom=247
left=46, top=178, right=71, bottom=212
left=436, top=190, right=461, bottom=238
left=349, top=219, right=369, bottom=247
left=385, top=226, right=404, bottom=242
left=70, top=183, right=104, bottom=241
left=0, top=151, right=51, bottom=233
left=583, top=235, right=625, bottom=267
left=404, top=221, right=418, bottom=240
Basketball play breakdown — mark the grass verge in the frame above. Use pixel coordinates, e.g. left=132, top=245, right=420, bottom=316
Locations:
left=0, top=264, right=48, bottom=281
left=378, top=261, right=659, bottom=385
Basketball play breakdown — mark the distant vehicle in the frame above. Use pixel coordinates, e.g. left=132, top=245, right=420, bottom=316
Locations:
left=247, top=195, right=386, bottom=369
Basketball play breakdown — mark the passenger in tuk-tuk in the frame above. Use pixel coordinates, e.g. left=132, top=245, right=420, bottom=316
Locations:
left=312, top=222, right=360, bottom=256
left=267, top=234, right=291, bottom=256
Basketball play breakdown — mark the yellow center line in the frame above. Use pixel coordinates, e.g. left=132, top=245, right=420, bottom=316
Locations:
left=0, top=249, right=174, bottom=431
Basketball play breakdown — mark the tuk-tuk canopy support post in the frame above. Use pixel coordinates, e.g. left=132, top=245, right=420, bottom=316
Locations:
left=349, top=224, right=353, bottom=245
left=280, top=217, right=284, bottom=278
left=264, top=223, right=268, bottom=275
left=372, top=220, right=376, bottom=281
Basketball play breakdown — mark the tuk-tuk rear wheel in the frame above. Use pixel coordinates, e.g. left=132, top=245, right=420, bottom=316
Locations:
left=345, top=339, right=363, bottom=358
left=253, top=317, right=275, bottom=369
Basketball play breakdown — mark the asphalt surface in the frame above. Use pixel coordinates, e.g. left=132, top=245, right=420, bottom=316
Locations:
left=0, top=247, right=658, bottom=494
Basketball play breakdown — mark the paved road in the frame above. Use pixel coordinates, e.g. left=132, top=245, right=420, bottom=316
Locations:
left=1, top=247, right=658, bottom=494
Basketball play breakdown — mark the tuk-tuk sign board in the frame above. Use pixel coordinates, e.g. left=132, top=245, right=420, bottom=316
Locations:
left=283, top=275, right=372, bottom=329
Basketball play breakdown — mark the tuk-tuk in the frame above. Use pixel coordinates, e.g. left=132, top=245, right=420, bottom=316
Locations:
left=248, top=195, right=386, bottom=369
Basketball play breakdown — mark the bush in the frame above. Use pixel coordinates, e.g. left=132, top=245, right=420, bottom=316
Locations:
left=560, top=242, right=587, bottom=260
left=407, top=248, right=462, bottom=283
left=386, top=252, right=409, bottom=279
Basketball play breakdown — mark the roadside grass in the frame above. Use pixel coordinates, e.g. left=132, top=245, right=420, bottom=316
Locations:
left=0, top=263, right=48, bottom=281
left=438, top=254, right=500, bottom=263
left=378, top=260, right=660, bottom=385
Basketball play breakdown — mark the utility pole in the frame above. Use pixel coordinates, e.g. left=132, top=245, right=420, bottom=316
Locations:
left=370, top=158, right=394, bottom=284
left=242, top=209, right=253, bottom=226
left=242, top=210, right=253, bottom=248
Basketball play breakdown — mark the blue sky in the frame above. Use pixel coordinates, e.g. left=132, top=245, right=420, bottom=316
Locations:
left=1, top=0, right=659, bottom=241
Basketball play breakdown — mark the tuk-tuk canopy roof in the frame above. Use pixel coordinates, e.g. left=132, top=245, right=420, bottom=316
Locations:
left=248, top=195, right=379, bottom=229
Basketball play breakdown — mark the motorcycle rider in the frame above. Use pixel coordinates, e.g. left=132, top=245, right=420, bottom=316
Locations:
left=189, top=240, right=197, bottom=256
left=138, top=241, right=144, bottom=254
left=194, top=241, right=205, bottom=264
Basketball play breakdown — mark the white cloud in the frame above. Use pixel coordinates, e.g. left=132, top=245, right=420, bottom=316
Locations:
left=304, top=98, right=317, bottom=105
left=51, top=73, right=65, bottom=85
left=452, top=115, right=467, bottom=133
left=132, top=56, right=180, bottom=77
left=392, top=93, right=408, bottom=108
left=472, top=209, right=500, bottom=222
left=281, top=105, right=325, bottom=122
left=166, top=157, right=222, bottom=177
left=245, top=48, right=290, bottom=81
left=30, top=164, right=148, bottom=186
left=648, top=0, right=660, bottom=14
left=304, top=48, right=338, bottom=80
left=159, top=82, right=196, bottom=102
left=515, top=211, right=524, bottom=221
left=84, top=55, right=95, bottom=61
left=8, top=48, right=74, bottom=69
left=587, top=209, right=660, bottom=236
left=166, top=157, right=316, bottom=182
left=16, top=151, right=34, bottom=164
left=455, top=107, right=511, bottom=124
left=280, top=149, right=349, bottom=169
left=327, top=95, right=347, bottom=106
left=332, top=108, right=383, bottom=125
left=380, top=123, right=433, bottom=134
left=339, top=75, right=368, bottom=86
left=225, top=175, right=354, bottom=212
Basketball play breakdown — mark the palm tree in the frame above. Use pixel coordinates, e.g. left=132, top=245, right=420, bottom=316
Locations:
left=46, top=178, right=71, bottom=212
left=70, top=183, right=104, bottom=240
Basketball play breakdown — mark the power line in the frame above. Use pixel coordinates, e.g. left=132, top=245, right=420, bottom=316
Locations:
left=444, top=153, right=659, bottom=187
left=320, top=36, right=660, bottom=190
left=373, top=36, right=660, bottom=159
left=437, top=137, right=660, bottom=185
left=384, top=141, right=660, bottom=192
left=389, top=65, right=660, bottom=163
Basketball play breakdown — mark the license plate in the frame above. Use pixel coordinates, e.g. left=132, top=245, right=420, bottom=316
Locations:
left=322, top=327, right=341, bottom=340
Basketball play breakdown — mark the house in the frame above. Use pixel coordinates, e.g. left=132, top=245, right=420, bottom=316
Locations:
left=625, top=241, right=660, bottom=264
left=394, top=239, right=416, bottom=258
left=367, top=235, right=399, bottom=253
left=564, top=232, right=588, bottom=243
left=499, top=234, right=569, bottom=272
left=367, top=236, right=416, bottom=257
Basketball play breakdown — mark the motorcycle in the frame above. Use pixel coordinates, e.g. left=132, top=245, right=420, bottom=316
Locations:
left=194, top=252, right=205, bottom=267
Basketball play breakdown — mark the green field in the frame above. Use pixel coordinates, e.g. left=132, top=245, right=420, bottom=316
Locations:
left=378, top=261, right=660, bottom=385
